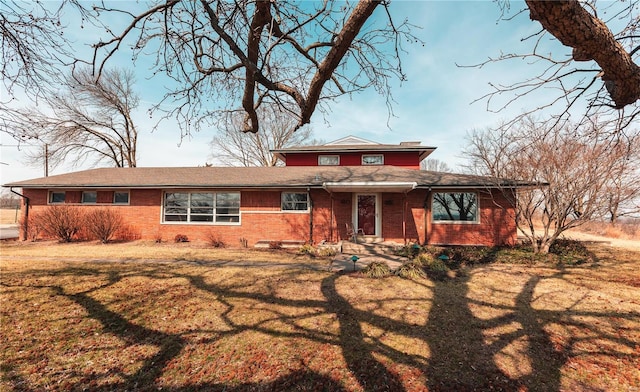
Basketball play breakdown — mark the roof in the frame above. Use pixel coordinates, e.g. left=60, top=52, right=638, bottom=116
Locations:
left=3, top=166, right=526, bottom=190
left=271, top=135, right=436, bottom=162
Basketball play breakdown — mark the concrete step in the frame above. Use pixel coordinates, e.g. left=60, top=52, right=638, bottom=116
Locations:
left=341, top=240, right=399, bottom=256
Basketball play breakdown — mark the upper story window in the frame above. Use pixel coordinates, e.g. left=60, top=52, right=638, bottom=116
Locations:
left=318, top=155, right=339, bottom=166
left=81, top=191, right=97, bottom=204
left=114, top=191, right=130, bottom=204
left=362, top=154, right=384, bottom=165
left=281, top=192, right=309, bottom=211
left=432, top=192, right=479, bottom=222
left=49, top=191, right=65, bottom=204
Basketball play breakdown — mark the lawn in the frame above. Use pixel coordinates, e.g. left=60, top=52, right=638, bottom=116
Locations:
left=1, top=241, right=639, bottom=391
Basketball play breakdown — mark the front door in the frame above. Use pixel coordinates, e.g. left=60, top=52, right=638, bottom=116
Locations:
left=356, top=194, right=377, bottom=236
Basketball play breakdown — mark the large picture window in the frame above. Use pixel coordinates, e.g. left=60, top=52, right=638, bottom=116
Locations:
left=281, top=192, right=309, bottom=211
left=432, top=192, right=478, bottom=222
left=163, top=192, right=240, bottom=224
left=49, top=191, right=65, bottom=204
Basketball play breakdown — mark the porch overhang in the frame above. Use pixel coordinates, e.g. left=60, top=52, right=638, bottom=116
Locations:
left=322, top=181, right=417, bottom=193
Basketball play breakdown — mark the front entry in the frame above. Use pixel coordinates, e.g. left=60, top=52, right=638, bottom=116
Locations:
left=355, top=194, right=379, bottom=236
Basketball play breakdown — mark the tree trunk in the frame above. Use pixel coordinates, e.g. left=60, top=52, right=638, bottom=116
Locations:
left=526, top=0, right=640, bottom=108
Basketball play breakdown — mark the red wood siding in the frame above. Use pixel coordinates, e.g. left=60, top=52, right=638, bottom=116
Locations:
left=284, top=151, right=421, bottom=168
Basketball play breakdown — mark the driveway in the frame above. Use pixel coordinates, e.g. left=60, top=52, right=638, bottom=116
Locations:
left=0, top=224, right=19, bottom=240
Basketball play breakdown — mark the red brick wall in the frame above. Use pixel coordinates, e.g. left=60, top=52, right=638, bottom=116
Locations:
left=427, top=189, right=517, bottom=246
left=19, top=187, right=516, bottom=247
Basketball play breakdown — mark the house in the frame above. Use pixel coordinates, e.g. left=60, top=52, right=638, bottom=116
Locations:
left=4, top=136, right=520, bottom=247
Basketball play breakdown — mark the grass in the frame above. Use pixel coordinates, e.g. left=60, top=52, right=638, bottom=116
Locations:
left=0, top=207, right=20, bottom=225
left=1, top=241, right=639, bottom=391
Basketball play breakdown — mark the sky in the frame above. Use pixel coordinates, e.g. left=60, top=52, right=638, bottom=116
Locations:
left=0, top=0, right=569, bottom=186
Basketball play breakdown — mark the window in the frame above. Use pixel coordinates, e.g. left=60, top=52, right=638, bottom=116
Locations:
left=432, top=192, right=478, bottom=222
left=318, top=155, right=339, bottom=166
left=49, top=191, right=65, bottom=204
left=114, top=191, right=129, bottom=204
left=362, top=154, right=384, bottom=165
left=82, top=191, right=97, bottom=204
left=163, top=192, right=240, bottom=224
left=282, top=192, right=309, bottom=211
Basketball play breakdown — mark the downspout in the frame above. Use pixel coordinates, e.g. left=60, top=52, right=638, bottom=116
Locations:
left=308, top=188, right=314, bottom=244
left=329, top=191, right=335, bottom=242
left=423, top=188, right=431, bottom=246
left=402, top=191, right=407, bottom=244
left=10, top=187, right=29, bottom=241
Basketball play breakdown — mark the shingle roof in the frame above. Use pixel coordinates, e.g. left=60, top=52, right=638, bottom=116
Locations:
left=3, top=166, right=524, bottom=189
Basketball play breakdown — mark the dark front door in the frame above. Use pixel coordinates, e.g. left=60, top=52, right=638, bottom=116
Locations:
left=357, top=194, right=376, bottom=235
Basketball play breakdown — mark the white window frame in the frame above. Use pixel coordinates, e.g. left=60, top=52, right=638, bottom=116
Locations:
left=162, top=191, right=241, bottom=225
left=318, top=155, right=340, bottom=166
left=362, top=154, right=384, bottom=165
left=81, top=191, right=97, bottom=204
left=281, top=192, right=309, bottom=212
left=49, top=191, right=66, bottom=204
left=113, top=191, right=130, bottom=205
left=432, top=192, right=479, bottom=223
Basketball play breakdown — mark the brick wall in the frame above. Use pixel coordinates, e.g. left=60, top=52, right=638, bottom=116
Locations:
left=19, top=187, right=516, bottom=247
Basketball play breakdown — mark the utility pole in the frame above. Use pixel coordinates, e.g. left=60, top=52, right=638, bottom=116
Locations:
left=44, top=143, right=49, bottom=177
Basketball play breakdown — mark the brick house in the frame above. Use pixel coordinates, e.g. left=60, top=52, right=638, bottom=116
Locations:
left=4, top=136, right=520, bottom=246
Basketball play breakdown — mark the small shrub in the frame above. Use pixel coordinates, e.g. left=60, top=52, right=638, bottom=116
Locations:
left=268, top=241, right=282, bottom=250
left=415, top=253, right=436, bottom=266
left=423, top=258, right=450, bottom=281
left=85, top=208, right=124, bottom=243
left=114, top=225, right=141, bottom=242
left=174, top=234, right=189, bottom=243
left=298, top=244, right=316, bottom=256
left=317, top=247, right=337, bottom=257
left=23, top=213, right=43, bottom=241
left=394, top=260, right=427, bottom=280
left=361, top=261, right=392, bottom=278
left=395, top=243, right=422, bottom=258
left=37, top=205, right=84, bottom=242
left=154, top=233, right=163, bottom=243
left=239, top=237, right=248, bottom=248
left=206, top=231, right=226, bottom=248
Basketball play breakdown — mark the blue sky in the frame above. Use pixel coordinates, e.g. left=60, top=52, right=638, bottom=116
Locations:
left=1, top=0, right=567, bottom=185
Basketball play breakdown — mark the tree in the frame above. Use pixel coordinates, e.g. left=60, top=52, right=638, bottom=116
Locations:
left=421, top=158, right=453, bottom=172
left=474, top=0, right=639, bottom=134
left=1, top=67, right=139, bottom=169
left=465, top=117, right=631, bottom=254
left=602, top=134, right=640, bottom=223
left=209, top=107, right=321, bottom=167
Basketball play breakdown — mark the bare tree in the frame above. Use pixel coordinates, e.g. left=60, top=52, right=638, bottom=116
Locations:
left=603, top=134, right=640, bottom=223
left=421, top=158, right=453, bottom=172
left=473, top=0, right=639, bottom=134
left=209, top=107, right=321, bottom=167
left=465, top=117, right=628, bottom=254
left=1, top=67, right=139, bottom=169
left=84, top=1, right=418, bottom=137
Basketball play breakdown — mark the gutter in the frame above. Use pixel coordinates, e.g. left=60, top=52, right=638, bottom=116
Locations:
left=10, top=187, right=29, bottom=241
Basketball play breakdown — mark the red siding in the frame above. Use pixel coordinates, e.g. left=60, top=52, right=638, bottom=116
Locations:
left=284, top=151, right=421, bottom=168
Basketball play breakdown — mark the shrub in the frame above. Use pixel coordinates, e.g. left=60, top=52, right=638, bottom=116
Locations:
left=317, top=247, right=337, bottom=257
left=361, top=261, right=392, bottom=278
left=37, top=205, right=84, bottom=242
left=206, top=231, right=226, bottom=248
left=84, top=208, right=123, bottom=243
left=239, top=237, right=248, bottom=248
left=298, top=244, right=316, bottom=256
left=423, top=257, right=450, bottom=281
left=23, top=213, right=43, bottom=241
left=174, top=234, right=189, bottom=243
left=268, top=241, right=282, bottom=250
left=394, top=260, right=427, bottom=280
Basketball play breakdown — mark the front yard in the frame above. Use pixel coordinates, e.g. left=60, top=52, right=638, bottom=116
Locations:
left=1, top=241, right=639, bottom=391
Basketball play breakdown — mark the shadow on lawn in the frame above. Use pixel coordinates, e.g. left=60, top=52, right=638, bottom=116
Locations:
left=2, top=258, right=639, bottom=391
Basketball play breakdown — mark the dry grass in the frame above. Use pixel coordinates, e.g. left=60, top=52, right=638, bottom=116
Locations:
left=1, top=243, right=639, bottom=391
left=0, top=208, right=20, bottom=224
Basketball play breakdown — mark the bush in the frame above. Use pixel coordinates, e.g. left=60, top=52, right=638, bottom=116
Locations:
left=298, top=244, right=316, bottom=256
left=361, top=261, right=392, bottom=278
left=174, top=234, right=189, bottom=243
left=206, top=231, right=226, bottom=248
left=85, top=208, right=123, bottom=243
left=36, top=206, right=84, bottom=242
left=423, top=257, right=450, bottom=281
left=317, top=247, right=337, bottom=257
left=394, top=260, right=427, bottom=280
left=268, top=241, right=282, bottom=250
